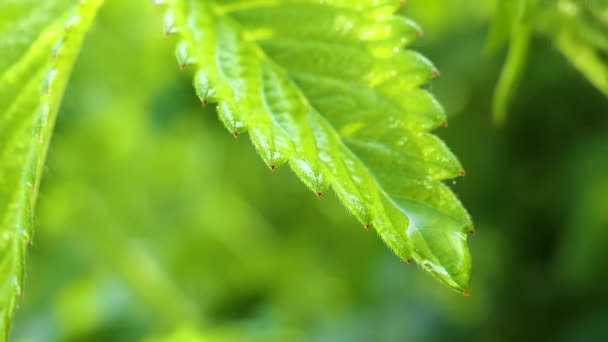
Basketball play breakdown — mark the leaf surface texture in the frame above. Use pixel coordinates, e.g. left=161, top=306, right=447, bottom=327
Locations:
left=158, top=0, right=474, bottom=292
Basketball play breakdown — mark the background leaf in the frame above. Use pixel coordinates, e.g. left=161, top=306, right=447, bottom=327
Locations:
left=487, top=0, right=608, bottom=123
left=0, top=0, right=103, bottom=338
left=156, top=0, right=473, bottom=292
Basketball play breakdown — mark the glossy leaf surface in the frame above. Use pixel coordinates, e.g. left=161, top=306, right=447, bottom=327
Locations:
left=157, top=0, right=473, bottom=292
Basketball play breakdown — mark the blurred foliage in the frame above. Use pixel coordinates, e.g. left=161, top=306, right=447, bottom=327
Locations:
left=486, top=0, right=608, bottom=122
left=3, top=0, right=608, bottom=341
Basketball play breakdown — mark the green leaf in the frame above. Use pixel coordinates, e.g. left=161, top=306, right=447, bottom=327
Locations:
left=0, top=0, right=103, bottom=338
left=553, top=0, right=608, bottom=97
left=488, top=0, right=535, bottom=124
left=490, top=0, right=608, bottom=124
left=484, top=0, right=523, bottom=56
left=556, top=30, right=608, bottom=97
left=492, top=18, right=532, bottom=125
left=157, top=0, right=473, bottom=293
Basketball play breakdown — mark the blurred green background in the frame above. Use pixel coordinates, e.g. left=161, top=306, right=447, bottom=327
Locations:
left=11, top=0, right=608, bottom=341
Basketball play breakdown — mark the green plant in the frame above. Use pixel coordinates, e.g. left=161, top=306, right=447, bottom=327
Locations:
left=0, top=1, right=103, bottom=338
left=0, top=0, right=475, bottom=336
left=12, top=0, right=608, bottom=338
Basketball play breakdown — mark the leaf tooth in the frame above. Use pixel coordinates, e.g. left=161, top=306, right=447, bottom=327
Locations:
left=217, top=100, right=246, bottom=136
left=405, top=212, right=472, bottom=291
left=367, top=17, right=421, bottom=57
left=176, top=40, right=196, bottom=70
left=248, top=126, right=290, bottom=172
left=331, top=182, right=373, bottom=225
left=194, top=70, right=217, bottom=104
left=289, top=158, right=330, bottom=198
left=164, top=9, right=179, bottom=35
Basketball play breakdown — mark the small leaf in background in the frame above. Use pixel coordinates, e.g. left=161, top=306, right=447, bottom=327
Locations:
left=553, top=0, right=608, bottom=97
left=488, top=0, right=608, bottom=124
left=487, top=0, right=535, bottom=124
left=0, top=0, right=103, bottom=337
